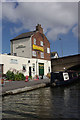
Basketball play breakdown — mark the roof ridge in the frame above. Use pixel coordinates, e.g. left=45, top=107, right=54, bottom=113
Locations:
left=11, top=30, right=36, bottom=41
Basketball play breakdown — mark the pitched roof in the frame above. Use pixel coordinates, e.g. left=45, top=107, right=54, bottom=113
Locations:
left=11, top=31, right=36, bottom=41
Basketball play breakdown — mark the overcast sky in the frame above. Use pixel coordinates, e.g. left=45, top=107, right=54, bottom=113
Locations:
left=0, top=1, right=79, bottom=57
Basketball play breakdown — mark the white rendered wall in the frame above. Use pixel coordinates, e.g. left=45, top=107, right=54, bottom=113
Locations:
left=0, top=54, right=51, bottom=78
left=11, top=37, right=32, bottom=58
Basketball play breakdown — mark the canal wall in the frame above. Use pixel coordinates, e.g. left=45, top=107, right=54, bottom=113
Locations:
left=2, top=79, right=50, bottom=97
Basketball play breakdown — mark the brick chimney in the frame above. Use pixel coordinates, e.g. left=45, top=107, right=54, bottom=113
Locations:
left=36, top=24, right=43, bottom=34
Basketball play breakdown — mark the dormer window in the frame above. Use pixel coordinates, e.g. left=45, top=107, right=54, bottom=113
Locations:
left=34, top=38, right=36, bottom=45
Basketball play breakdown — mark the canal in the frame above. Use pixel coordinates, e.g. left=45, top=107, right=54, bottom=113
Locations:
left=2, top=82, right=80, bottom=119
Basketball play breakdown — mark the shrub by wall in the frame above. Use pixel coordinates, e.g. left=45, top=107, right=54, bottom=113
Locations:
left=6, top=70, right=25, bottom=81
left=6, top=70, right=15, bottom=80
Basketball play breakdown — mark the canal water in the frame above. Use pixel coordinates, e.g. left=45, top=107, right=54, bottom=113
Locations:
left=2, top=82, right=80, bottom=119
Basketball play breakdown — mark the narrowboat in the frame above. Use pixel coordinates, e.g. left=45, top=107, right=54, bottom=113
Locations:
left=51, top=71, right=80, bottom=86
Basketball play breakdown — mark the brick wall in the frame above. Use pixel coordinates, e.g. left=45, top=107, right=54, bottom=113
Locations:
left=51, top=54, right=80, bottom=72
left=32, top=32, right=51, bottom=61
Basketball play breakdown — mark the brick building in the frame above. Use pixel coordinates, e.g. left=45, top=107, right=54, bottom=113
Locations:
left=0, top=24, right=51, bottom=78
left=10, top=24, right=50, bottom=61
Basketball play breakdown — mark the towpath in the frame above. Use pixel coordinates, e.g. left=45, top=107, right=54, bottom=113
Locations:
left=2, top=79, right=50, bottom=95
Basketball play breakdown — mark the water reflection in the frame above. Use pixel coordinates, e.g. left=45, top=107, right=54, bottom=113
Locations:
left=2, top=82, right=80, bottom=119
left=64, top=88, right=70, bottom=107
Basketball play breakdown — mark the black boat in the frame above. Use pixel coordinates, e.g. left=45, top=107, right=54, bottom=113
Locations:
left=51, top=70, right=80, bottom=86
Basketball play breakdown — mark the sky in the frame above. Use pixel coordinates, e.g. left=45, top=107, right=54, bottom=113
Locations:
left=0, top=1, right=79, bottom=57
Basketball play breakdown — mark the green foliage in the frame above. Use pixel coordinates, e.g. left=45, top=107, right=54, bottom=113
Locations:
left=28, top=76, right=32, bottom=81
left=6, top=70, right=15, bottom=80
left=14, top=74, right=19, bottom=81
left=18, top=73, right=25, bottom=80
left=28, top=76, right=32, bottom=79
left=6, top=70, right=25, bottom=81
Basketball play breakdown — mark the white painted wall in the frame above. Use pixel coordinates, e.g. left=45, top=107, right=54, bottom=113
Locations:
left=0, top=54, right=51, bottom=78
left=11, top=37, right=32, bottom=58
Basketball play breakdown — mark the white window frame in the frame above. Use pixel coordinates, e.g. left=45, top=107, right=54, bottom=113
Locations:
left=47, top=48, right=50, bottom=53
left=40, top=41, right=43, bottom=46
left=48, top=67, right=50, bottom=73
left=41, top=52, right=44, bottom=58
left=32, top=51, right=36, bottom=57
left=33, top=63, right=35, bottom=72
left=34, top=38, right=36, bottom=45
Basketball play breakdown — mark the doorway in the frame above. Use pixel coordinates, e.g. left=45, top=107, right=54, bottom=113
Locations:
left=39, top=63, right=44, bottom=77
left=0, top=64, right=3, bottom=77
left=29, top=67, right=31, bottom=76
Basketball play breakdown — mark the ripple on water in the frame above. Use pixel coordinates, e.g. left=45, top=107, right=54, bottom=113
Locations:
left=2, top=82, right=80, bottom=119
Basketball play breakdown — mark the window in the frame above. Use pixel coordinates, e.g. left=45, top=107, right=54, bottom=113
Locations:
left=48, top=67, right=50, bottom=73
left=34, top=38, right=36, bottom=45
left=47, top=48, right=50, bottom=53
left=33, top=63, right=35, bottom=71
left=40, top=41, right=43, bottom=46
left=22, top=65, right=26, bottom=71
left=28, top=60, right=30, bottom=63
left=32, top=51, right=36, bottom=57
left=41, top=52, right=44, bottom=58
left=13, top=53, right=17, bottom=56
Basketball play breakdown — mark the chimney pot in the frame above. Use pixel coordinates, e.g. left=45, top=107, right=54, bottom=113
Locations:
left=36, top=24, right=43, bottom=34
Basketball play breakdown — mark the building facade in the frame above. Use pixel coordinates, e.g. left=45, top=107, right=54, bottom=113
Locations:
left=0, top=24, right=51, bottom=78
left=11, top=24, right=50, bottom=61
left=0, top=54, right=51, bottom=77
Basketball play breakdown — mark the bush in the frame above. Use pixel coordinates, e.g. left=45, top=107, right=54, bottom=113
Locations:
left=14, top=74, right=19, bottom=81
left=6, top=70, right=25, bottom=81
left=28, top=76, right=32, bottom=79
left=18, top=73, right=25, bottom=80
left=6, top=70, right=15, bottom=80
left=2, top=74, right=6, bottom=78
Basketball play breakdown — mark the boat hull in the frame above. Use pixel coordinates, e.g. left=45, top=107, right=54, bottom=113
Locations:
left=51, top=71, right=80, bottom=87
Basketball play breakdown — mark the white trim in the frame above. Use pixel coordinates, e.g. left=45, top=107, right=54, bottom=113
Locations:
left=41, top=52, right=44, bottom=58
left=47, top=48, right=50, bottom=53
left=32, top=51, right=36, bottom=57
left=40, top=41, right=43, bottom=46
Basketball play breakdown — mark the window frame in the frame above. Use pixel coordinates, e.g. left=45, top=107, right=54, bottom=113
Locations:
left=47, top=48, right=50, bottom=54
left=22, top=64, right=26, bottom=72
left=41, top=52, right=44, bottom=58
left=32, top=51, right=36, bottom=57
left=33, top=63, right=35, bottom=72
left=40, top=41, right=43, bottom=46
left=34, top=38, right=36, bottom=45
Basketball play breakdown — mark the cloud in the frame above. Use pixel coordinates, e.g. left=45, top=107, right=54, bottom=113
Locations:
left=47, top=26, right=70, bottom=40
left=72, top=25, right=78, bottom=37
left=0, top=2, right=2, bottom=20
left=2, top=2, right=78, bottom=40
left=1, top=0, right=80, bottom=2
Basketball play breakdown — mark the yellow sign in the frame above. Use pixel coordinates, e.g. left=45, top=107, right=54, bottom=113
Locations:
left=33, top=44, right=44, bottom=52
left=39, top=64, right=44, bottom=66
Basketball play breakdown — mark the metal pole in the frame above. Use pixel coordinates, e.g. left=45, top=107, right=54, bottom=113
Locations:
left=59, top=38, right=63, bottom=57
left=36, top=51, right=37, bottom=76
left=36, top=60, right=37, bottom=76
